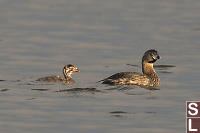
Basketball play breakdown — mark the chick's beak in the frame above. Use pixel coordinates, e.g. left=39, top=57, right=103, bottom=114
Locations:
left=73, top=68, right=80, bottom=72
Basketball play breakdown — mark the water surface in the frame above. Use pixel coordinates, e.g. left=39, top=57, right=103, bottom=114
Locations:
left=0, top=0, right=200, bottom=133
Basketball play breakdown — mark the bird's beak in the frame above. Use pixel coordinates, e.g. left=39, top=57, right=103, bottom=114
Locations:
left=73, top=68, right=80, bottom=72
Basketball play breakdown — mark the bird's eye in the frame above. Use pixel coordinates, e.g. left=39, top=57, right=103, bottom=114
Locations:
left=150, top=53, right=154, bottom=57
left=151, top=53, right=157, bottom=60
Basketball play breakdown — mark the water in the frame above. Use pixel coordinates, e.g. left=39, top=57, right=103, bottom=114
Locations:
left=0, top=0, right=200, bottom=133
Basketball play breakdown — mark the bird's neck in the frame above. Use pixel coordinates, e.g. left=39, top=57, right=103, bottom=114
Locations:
left=63, top=70, right=72, bottom=79
left=142, top=62, right=158, bottom=79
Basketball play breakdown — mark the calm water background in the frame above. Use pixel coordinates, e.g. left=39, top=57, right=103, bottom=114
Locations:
left=0, top=0, right=200, bottom=133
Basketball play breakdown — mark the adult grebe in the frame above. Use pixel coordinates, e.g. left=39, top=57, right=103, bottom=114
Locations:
left=100, top=49, right=160, bottom=87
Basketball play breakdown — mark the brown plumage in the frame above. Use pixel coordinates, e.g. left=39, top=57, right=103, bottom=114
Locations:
left=100, top=49, right=160, bottom=87
left=37, top=64, right=79, bottom=84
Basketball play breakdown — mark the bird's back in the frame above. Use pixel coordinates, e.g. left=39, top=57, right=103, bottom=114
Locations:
left=37, top=75, right=65, bottom=82
left=101, top=72, right=151, bottom=86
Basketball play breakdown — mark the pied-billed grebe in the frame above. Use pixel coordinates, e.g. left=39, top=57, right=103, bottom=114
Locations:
left=99, top=49, right=160, bottom=87
left=37, top=64, right=79, bottom=84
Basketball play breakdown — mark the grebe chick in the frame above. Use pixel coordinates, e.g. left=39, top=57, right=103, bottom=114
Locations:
left=37, top=64, right=79, bottom=84
left=100, top=49, right=161, bottom=87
